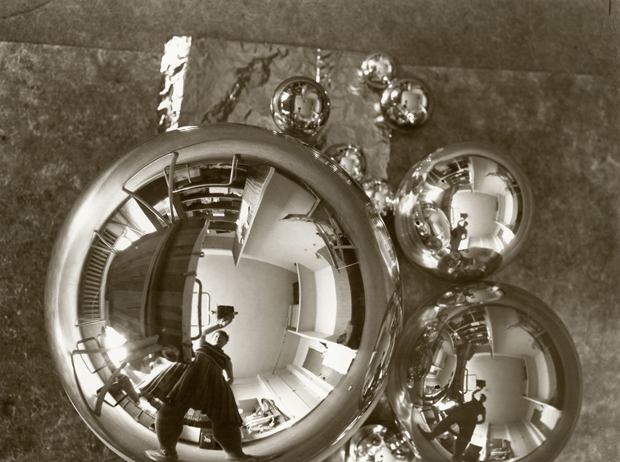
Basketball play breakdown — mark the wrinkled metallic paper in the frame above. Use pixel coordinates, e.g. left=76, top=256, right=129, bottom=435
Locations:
left=158, top=36, right=192, bottom=132
left=161, top=37, right=392, bottom=181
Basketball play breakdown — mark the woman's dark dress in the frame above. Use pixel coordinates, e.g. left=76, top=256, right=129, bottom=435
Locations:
left=141, top=342, right=242, bottom=426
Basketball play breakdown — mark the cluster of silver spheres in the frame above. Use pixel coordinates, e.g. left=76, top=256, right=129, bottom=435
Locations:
left=361, top=52, right=433, bottom=131
left=45, top=50, right=581, bottom=462
left=268, top=53, right=580, bottom=462
left=269, top=52, right=435, bottom=217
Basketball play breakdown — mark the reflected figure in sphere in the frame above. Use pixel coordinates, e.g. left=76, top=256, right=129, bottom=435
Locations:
left=143, top=315, right=255, bottom=462
left=419, top=393, right=487, bottom=462
left=450, top=220, right=468, bottom=252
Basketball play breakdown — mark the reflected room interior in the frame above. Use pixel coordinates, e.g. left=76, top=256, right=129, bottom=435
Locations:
left=74, top=156, right=364, bottom=446
left=388, top=282, right=580, bottom=462
left=4, top=2, right=619, bottom=462
left=394, top=143, right=533, bottom=283
left=416, top=306, right=561, bottom=461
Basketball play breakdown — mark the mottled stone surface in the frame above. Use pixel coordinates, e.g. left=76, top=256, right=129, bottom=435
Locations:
left=0, top=41, right=160, bottom=461
left=0, top=0, right=618, bottom=79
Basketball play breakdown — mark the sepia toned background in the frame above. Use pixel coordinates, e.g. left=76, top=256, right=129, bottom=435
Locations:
left=0, top=1, right=618, bottom=461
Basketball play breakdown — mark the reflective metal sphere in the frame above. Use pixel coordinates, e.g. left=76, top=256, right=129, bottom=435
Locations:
left=388, top=282, right=582, bottom=462
left=361, top=53, right=397, bottom=90
left=325, top=144, right=366, bottom=182
left=271, top=76, right=330, bottom=137
left=347, top=425, right=415, bottom=462
left=380, top=78, right=433, bottom=131
left=362, top=179, right=396, bottom=216
left=394, top=142, right=534, bottom=281
left=45, top=124, right=402, bottom=462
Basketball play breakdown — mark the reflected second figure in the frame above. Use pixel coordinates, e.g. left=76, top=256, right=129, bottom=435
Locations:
left=419, top=393, right=486, bottom=462
left=449, top=219, right=468, bottom=252
left=143, top=314, right=255, bottom=462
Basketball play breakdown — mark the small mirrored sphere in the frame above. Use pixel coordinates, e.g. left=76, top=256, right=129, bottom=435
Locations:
left=361, top=52, right=397, bottom=90
left=348, top=425, right=415, bottom=462
left=362, top=179, right=396, bottom=216
left=388, top=282, right=582, bottom=462
left=394, top=142, right=534, bottom=281
left=380, top=78, right=433, bottom=131
left=325, top=144, right=366, bottom=182
left=271, top=76, right=330, bottom=137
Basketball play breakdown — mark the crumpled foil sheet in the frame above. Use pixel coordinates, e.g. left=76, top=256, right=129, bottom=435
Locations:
left=158, top=36, right=192, bottom=132
left=160, top=36, right=392, bottom=182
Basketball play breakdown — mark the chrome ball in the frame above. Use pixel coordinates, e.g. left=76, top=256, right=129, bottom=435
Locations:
left=388, top=282, right=582, bottom=462
left=362, top=179, right=396, bottom=216
left=380, top=78, right=433, bottom=131
left=271, top=76, right=330, bottom=137
left=348, top=424, right=415, bottom=462
left=361, top=52, right=397, bottom=90
left=325, top=144, right=366, bottom=182
left=394, top=142, right=534, bottom=281
left=45, top=124, right=402, bottom=462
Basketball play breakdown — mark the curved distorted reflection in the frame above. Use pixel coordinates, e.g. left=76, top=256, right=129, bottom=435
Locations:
left=271, top=76, right=331, bottom=138
left=325, top=144, right=366, bottom=183
left=46, top=124, right=401, bottom=462
left=395, top=143, right=534, bottom=281
left=388, top=282, right=582, bottom=462
left=105, top=168, right=363, bottom=437
left=380, top=77, right=433, bottom=131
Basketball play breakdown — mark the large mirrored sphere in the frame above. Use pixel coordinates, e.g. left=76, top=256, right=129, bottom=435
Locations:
left=380, top=77, right=433, bottom=131
left=45, top=124, right=402, bottom=462
left=271, top=76, right=331, bottom=137
left=394, top=142, right=534, bottom=281
left=388, top=282, right=582, bottom=462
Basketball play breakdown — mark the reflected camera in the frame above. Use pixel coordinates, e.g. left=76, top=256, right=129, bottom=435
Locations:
left=217, top=305, right=236, bottom=319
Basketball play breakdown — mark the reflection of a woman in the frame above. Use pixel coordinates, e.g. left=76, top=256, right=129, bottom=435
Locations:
left=143, top=315, right=256, bottom=462
left=419, top=394, right=486, bottom=462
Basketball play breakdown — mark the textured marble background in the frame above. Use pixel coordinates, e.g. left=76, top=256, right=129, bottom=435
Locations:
left=0, top=1, right=619, bottom=461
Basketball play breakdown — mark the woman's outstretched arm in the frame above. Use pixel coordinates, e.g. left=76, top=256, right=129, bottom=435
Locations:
left=200, top=314, right=234, bottom=340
